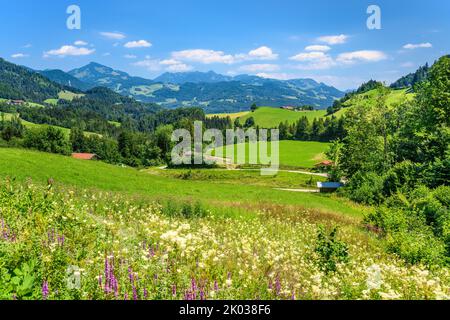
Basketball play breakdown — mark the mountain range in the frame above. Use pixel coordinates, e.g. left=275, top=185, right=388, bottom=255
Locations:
left=38, top=62, right=345, bottom=113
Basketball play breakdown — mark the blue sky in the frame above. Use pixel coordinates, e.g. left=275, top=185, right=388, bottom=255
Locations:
left=1, top=0, right=449, bottom=90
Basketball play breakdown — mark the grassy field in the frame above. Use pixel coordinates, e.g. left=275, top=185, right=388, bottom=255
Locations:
left=207, top=111, right=250, bottom=120
left=148, top=167, right=327, bottom=189
left=44, top=90, right=85, bottom=105
left=0, top=148, right=362, bottom=217
left=214, top=140, right=329, bottom=168
left=239, top=107, right=327, bottom=128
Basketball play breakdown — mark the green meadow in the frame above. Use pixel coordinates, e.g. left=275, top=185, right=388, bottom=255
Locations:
left=239, top=107, right=327, bottom=128
left=214, top=140, right=329, bottom=168
left=0, top=148, right=363, bottom=218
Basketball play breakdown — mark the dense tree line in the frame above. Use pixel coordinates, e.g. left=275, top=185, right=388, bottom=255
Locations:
left=276, top=115, right=346, bottom=142
left=327, top=56, right=450, bottom=266
left=390, top=63, right=429, bottom=90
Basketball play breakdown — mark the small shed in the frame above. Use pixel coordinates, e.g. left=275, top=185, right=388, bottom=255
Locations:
left=317, top=182, right=343, bottom=193
left=315, top=160, right=334, bottom=170
left=71, top=153, right=97, bottom=160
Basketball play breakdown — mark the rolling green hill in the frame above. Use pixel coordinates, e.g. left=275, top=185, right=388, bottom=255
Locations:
left=0, top=148, right=362, bottom=217
left=333, top=88, right=414, bottom=117
left=238, top=107, right=327, bottom=128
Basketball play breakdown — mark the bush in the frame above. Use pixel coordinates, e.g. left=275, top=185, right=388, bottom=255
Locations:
left=386, top=229, right=446, bottom=266
left=23, top=127, right=70, bottom=155
left=314, top=226, right=349, bottom=273
left=366, top=186, right=450, bottom=266
left=343, top=171, right=384, bottom=205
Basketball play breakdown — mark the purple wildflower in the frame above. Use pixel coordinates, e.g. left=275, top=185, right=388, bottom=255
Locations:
left=172, top=285, right=177, bottom=297
left=42, top=281, right=49, bottom=300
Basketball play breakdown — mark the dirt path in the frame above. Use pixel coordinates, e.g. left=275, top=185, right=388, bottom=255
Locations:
left=274, top=188, right=320, bottom=193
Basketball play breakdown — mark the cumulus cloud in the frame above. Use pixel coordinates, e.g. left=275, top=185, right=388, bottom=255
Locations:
left=238, top=64, right=280, bottom=72
left=11, top=53, right=28, bottom=59
left=133, top=59, right=162, bottom=71
left=133, top=58, right=192, bottom=73
left=74, top=40, right=88, bottom=46
left=304, top=45, right=331, bottom=52
left=44, top=45, right=95, bottom=57
left=403, top=43, right=432, bottom=50
left=336, top=50, right=387, bottom=64
left=172, top=49, right=236, bottom=64
left=124, top=54, right=137, bottom=59
left=166, top=63, right=193, bottom=72
left=247, top=46, right=278, bottom=60
left=124, top=40, right=152, bottom=48
left=170, top=46, right=278, bottom=65
left=100, top=32, right=126, bottom=40
left=290, top=51, right=335, bottom=70
left=317, top=34, right=348, bottom=45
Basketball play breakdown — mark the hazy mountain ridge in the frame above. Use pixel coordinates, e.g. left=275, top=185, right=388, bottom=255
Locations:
left=66, top=63, right=345, bottom=112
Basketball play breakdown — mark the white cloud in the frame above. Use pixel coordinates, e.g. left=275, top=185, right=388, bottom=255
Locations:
left=403, top=43, right=432, bottom=50
left=124, top=40, right=152, bottom=48
left=172, top=49, right=236, bottom=64
left=103, top=52, right=111, bottom=57
left=247, top=46, right=278, bottom=60
left=336, top=50, right=387, bottom=64
left=44, top=45, right=95, bottom=57
left=11, top=53, right=28, bottom=58
left=160, top=59, right=181, bottom=65
left=159, top=59, right=193, bottom=72
left=317, top=34, right=348, bottom=45
left=170, top=46, right=279, bottom=65
left=305, top=45, right=331, bottom=52
left=134, top=57, right=193, bottom=73
left=100, top=32, right=126, bottom=40
left=133, top=59, right=162, bottom=72
left=290, top=51, right=328, bottom=61
left=23, top=44, right=32, bottom=48
left=238, top=64, right=280, bottom=72
left=124, top=54, right=137, bottom=59
left=166, top=63, right=193, bottom=72
left=74, top=40, right=88, bottom=46
left=290, top=51, right=335, bottom=70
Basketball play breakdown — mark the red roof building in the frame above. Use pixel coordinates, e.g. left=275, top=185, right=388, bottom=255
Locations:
left=71, top=153, right=97, bottom=160
left=315, top=160, right=334, bottom=168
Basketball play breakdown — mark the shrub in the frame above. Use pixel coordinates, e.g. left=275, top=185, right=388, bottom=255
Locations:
left=343, top=171, right=384, bottom=205
left=314, top=226, right=349, bottom=273
left=386, top=229, right=446, bottom=266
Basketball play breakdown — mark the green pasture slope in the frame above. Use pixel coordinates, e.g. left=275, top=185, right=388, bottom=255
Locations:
left=239, top=107, right=327, bottom=128
left=334, top=88, right=413, bottom=117
left=0, top=148, right=363, bottom=217
left=214, top=140, right=329, bottom=168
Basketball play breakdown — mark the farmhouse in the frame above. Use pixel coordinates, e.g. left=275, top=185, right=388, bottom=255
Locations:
left=280, top=106, right=295, bottom=110
left=7, top=100, right=25, bottom=106
left=71, top=153, right=97, bottom=160
left=317, top=182, right=343, bottom=193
